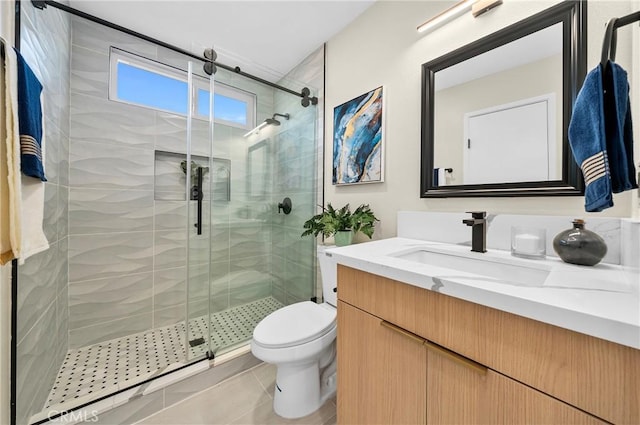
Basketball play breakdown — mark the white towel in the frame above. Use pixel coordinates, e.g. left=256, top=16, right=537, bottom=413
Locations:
left=1, top=46, right=48, bottom=265
left=1, top=45, right=22, bottom=264
left=437, top=168, right=447, bottom=187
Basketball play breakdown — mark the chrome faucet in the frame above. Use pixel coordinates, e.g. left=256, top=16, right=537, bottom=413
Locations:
left=462, top=211, right=487, bottom=253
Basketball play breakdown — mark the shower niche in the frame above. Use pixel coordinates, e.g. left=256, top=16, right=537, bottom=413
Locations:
left=154, top=150, right=230, bottom=202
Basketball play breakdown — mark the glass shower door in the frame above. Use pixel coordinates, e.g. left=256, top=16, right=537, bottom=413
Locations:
left=186, top=61, right=214, bottom=362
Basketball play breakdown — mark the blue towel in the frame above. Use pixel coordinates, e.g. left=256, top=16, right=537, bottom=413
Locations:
left=603, top=61, right=637, bottom=193
left=568, top=66, right=612, bottom=212
left=14, top=48, right=46, bottom=181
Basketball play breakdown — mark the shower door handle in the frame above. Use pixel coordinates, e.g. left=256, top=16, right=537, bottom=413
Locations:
left=193, top=167, right=204, bottom=235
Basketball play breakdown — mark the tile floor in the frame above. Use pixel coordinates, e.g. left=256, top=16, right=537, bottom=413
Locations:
left=45, top=297, right=284, bottom=409
left=135, top=363, right=337, bottom=425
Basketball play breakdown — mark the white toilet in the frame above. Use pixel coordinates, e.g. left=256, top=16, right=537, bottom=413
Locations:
left=251, top=245, right=337, bottom=419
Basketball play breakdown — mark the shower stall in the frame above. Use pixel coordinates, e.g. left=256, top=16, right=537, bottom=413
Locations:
left=13, top=2, right=322, bottom=423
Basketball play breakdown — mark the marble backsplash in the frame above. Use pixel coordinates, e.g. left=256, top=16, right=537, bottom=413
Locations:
left=397, top=211, right=639, bottom=268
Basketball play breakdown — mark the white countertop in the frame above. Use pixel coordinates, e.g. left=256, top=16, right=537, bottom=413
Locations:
left=328, top=238, right=640, bottom=350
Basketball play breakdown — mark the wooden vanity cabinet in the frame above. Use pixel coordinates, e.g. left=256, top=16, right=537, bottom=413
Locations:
left=337, top=265, right=638, bottom=424
left=338, top=302, right=426, bottom=424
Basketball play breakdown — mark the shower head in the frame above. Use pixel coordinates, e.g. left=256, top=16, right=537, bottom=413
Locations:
left=265, top=118, right=281, bottom=126
left=264, top=113, right=290, bottom=126
left=243, top=113, right=290, bottom=137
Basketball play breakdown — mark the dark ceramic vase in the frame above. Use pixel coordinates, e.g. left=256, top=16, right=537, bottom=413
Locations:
left=552, top=219, right=607, bottom=266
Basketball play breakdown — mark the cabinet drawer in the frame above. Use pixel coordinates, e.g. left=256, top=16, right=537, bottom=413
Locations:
left=427, top=348, right=605, bottom=424
left=338, top=265, right=640, bottom=424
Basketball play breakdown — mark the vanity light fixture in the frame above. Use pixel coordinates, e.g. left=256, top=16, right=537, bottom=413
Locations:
left=471, top=0, right=503, bottom=17
left=417, top=0, right=475, bottom=33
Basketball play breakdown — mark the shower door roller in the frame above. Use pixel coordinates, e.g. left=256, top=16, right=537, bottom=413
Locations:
left=278, top=197, right=292, bottom=215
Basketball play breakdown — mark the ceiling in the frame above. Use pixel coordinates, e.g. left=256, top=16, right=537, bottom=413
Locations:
left=69, top=0, right=376, bottom=82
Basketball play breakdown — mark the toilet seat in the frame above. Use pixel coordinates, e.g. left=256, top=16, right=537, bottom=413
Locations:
left=253, top=301, right=336, bottom=349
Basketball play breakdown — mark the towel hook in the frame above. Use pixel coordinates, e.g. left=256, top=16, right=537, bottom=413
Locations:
left=600, top=10, right=640, bottom=68
left=600, top=18, right=618, bottom=67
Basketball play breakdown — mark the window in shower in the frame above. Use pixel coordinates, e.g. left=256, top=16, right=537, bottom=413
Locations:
left=109, top=47, right=256, bottom=129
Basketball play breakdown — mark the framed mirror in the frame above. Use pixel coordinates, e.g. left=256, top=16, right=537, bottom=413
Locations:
left=421, top=1, right=586, bottom=197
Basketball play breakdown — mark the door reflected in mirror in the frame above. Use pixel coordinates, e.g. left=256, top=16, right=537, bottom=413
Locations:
left=421, top=1, right=586, bottom=197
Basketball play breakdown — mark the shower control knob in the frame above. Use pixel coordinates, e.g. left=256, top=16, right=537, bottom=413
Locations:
left=278, top=197, right=292, bottom=215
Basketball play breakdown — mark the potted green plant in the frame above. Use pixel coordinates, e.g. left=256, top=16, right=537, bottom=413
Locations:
left=301, top=203, right=379, bottom=246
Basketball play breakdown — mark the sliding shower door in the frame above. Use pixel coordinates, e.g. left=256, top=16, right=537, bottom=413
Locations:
left=186, top=61, right=214, bottom=362
left=206, top=73, right=319, bottom=357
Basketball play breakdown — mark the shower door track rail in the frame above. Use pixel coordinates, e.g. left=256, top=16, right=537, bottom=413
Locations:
left=29, top=356, right=213, bottom=425
left=30, top=0, right=319, bottom=105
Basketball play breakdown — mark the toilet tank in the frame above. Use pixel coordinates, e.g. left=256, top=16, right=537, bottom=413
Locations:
left=317, top=245, right=337, bottom=307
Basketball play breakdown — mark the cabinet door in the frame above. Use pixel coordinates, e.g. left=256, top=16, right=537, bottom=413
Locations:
left=337, top=301, right=427, bottom=425
left=426, top=348, right=605, bottom=424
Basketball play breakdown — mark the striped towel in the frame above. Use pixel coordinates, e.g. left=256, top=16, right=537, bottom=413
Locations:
left=15, top=48, right=46, bottom=181
left=568, top=65, right=612, bottom=212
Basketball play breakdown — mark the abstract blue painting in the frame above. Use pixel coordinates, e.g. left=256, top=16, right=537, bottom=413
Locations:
left=333, top=86, right=384, bottom=185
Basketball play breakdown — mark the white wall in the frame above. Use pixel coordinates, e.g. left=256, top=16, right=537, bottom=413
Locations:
left=325, top=1, right=638, bottom=240
left=0, top=1, right=15, bottom=423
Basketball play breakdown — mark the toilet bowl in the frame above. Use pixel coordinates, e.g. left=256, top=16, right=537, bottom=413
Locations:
left=251, top=245, right=337, bottom=419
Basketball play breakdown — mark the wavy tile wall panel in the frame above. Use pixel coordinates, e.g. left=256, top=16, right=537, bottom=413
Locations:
left=16, top=302, right=57, bottom=425
left=155, top=114, right=211, bottom=157
left=56, top=275, right=69, bottom=365
left=16, top=241, right=58, bottom=343
left=16, top=4, right=69, bottom=422
left=71, top=45, right=109, bottom=99
left=154, top=230, right=187, bottom=271
left=210, top=260, right=231, bottom=297
left=68, top=232, right=154, bottom=282
left=154, top=201, right=188, bottom=231
left=70, top=93, right=156, bottom=150
left=154, top=304, right=187, bottom=328
left=275, top=153, right=317, bottom=195
left=43, top=182, right=59, bottom=243
left=70, top=139, right=154, bottom=190
left=187, top=263, right=210, bottom=300
left=57, top=237, right=69, bottom=294
left=45, top=119, right=60, bottom=183
left=69, top=189, right=153, bottom=234
left=189, top=230, right=211, bottom=266
left=59, top=137, right=70, bottom=187
left=68, top=272, right=153, bottom=329
left=69, top=312, right=153, bottom=349
left=211, top=226, right=231, bottom=263
left=71, top=17, right=157, bottom=59
left=228, top=255, right=272, bottom=307
left=284, top=260, right=314, bottom=301
left=153, top=266, right=185, bottom=303
left=229, top=225, right=271, bottom=260
left=154, top=154, right=188, bottom=200
left=57, top=185, right=69, bottom=240
left=229, top=281, right=272, bottom=308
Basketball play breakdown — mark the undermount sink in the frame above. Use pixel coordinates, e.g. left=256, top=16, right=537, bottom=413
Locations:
left=391, top=246, right=550, bottom=287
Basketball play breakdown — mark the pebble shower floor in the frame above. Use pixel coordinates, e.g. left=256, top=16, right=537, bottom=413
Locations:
left=44, top=296, right=284, bottom=408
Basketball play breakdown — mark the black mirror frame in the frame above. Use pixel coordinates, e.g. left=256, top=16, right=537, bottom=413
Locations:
left=420, top=1, right=586, bottom=198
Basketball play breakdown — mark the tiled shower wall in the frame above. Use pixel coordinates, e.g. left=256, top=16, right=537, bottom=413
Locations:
left=16, top=3, right=71, bottom=424
left=67, top=18, right=218, bottom=349
left=67, top=17, right=283, bottom=351
left=208, top=68, right=278, bottom=319
left=270, top=46, right=325, bottom=304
